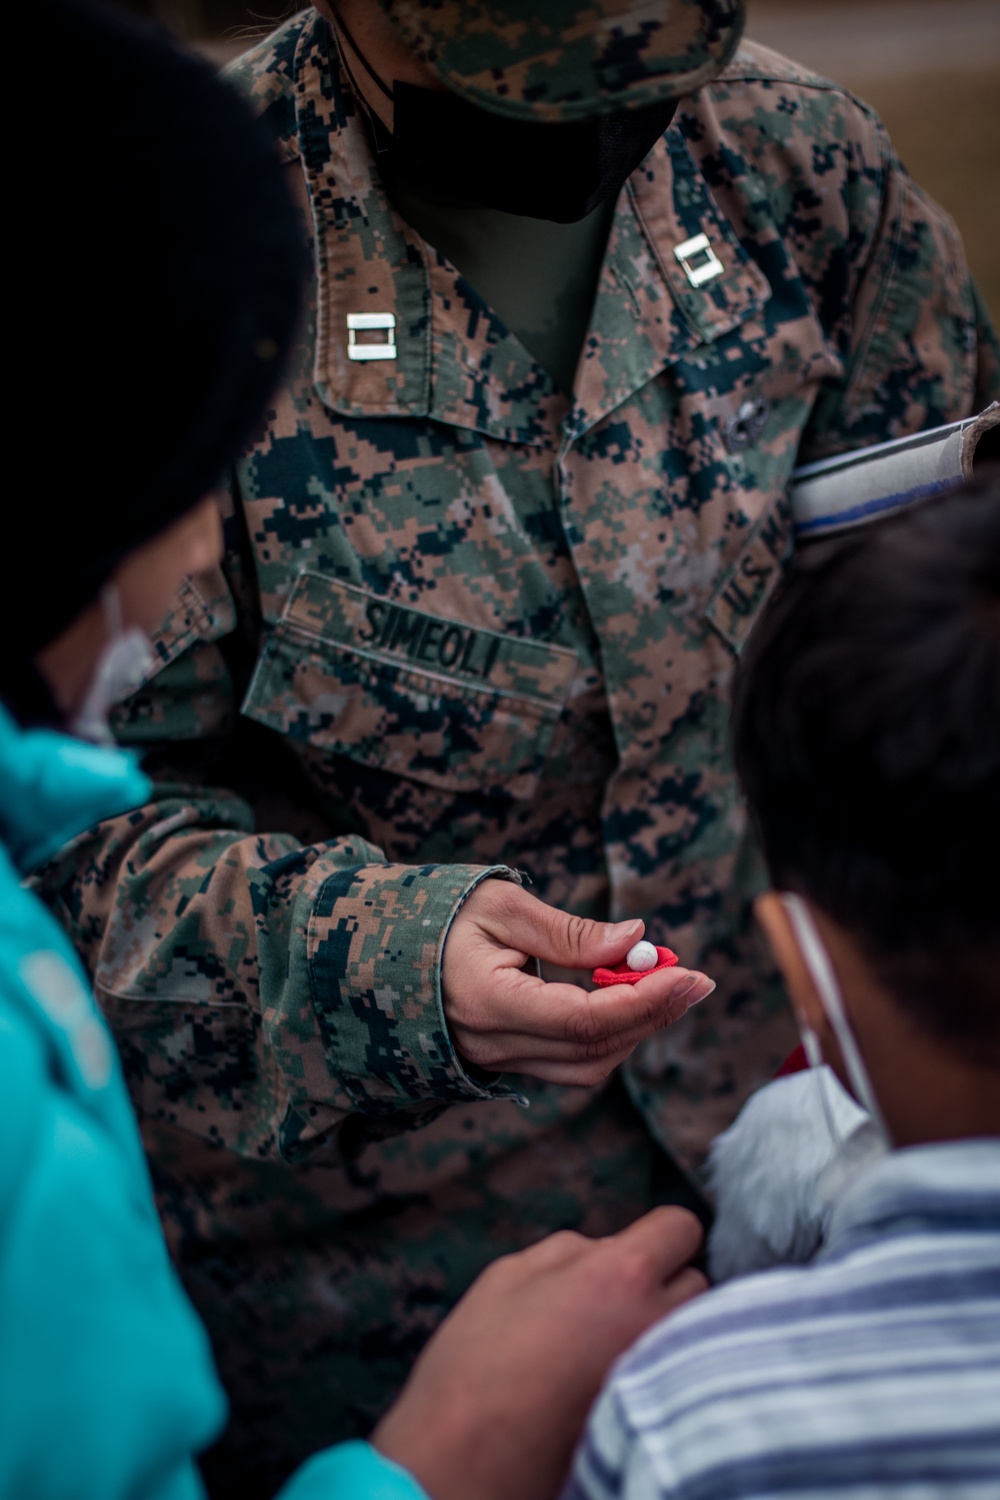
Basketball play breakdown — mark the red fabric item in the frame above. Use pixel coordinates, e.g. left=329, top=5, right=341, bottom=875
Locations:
left=592, top=945, right=679, bottom=987
left=776, top=1043, right=808, bottom=1077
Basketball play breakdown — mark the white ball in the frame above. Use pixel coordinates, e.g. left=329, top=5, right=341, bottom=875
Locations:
left=626, top=940, right=658, bottom=972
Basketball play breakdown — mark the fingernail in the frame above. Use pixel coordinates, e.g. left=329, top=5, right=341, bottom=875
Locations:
left=672, top=974, right=716, bottom=1006
left=604, top=919, right=643, bottom=943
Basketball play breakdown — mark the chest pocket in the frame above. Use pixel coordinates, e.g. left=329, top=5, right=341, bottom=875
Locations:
left=242, top=573, right=578, bottom=801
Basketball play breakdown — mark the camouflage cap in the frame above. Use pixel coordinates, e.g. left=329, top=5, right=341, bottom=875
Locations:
left=377, top=0, right=746, bottom=121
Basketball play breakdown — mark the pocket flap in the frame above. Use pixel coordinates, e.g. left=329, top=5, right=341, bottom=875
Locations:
left=242, top=574, right=578, bottom=800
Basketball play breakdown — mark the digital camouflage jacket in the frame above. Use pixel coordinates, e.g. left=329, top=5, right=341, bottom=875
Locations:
left=36, top=9, right=999, bottom=1491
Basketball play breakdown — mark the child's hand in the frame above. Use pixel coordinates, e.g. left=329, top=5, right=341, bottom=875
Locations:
left=373, top=1207, right=708, bottom=1500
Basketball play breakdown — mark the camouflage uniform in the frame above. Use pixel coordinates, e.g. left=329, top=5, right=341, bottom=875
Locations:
left=36, top=5, right=999, bottom=1494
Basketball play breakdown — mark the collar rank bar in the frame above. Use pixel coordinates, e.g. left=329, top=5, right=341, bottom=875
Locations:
left=347, top=311, right=397, bottom=361
left=673, top=233, right=724, bottom=288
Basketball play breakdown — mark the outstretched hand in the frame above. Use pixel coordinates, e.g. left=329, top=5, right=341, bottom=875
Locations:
left=442, top=881, right=715, bottom=1086
left=373, top=1206, right=708, bottom=1500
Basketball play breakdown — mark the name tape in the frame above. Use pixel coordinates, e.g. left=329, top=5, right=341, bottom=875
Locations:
left=357, top=598, right=502, bottom=680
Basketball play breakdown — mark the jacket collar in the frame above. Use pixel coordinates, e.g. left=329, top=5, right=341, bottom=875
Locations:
left=822, top=1139, right=1000, bottom=1262
left=294, top=13, right=768, bottom=449
left=567, top=125, right=770, bottom=446
left=0, top=706, right=149, bottom=875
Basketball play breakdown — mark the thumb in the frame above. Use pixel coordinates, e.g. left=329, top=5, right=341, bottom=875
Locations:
left=489, top=887, right=645, bottom=970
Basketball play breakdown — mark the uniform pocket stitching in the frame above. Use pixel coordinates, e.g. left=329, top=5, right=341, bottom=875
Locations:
left=275, top=620, right=565, bottom=719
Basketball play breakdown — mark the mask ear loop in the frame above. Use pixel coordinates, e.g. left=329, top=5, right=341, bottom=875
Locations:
left=327, top=1, right=394, bottom=102
left=780, top=893, right=890, bottom=1142
left=101, top=582, right=123, bottom=641
left=327, top=1, right=398, bottom=157
left=797, top=1013, right=841, bottom=1146
left=68, top=584, right=154, bottom=746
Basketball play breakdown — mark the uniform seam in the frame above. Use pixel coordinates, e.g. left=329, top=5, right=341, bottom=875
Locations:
left=709, top=64, right=889, bottom=133
left=95, top=987, right=247, bottom=1011
left=841, top=123, right=906, bottom=413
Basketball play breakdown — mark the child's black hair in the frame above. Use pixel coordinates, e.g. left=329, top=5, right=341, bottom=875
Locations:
left=731, top=477, right=1000, bottom=1059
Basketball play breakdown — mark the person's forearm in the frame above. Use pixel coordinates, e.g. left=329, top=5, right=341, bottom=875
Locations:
left=33, top=783, right=522, bottom=1160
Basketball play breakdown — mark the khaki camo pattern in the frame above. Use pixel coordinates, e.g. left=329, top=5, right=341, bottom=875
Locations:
left=380, top=0, right=746, bottom=120
left=34, top=10, right=999, bottom=1494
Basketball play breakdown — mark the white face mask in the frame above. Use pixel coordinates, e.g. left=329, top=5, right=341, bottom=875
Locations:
left=780, top=892, right=891, bottom=1149
left=69, top=585, right=155, bottom=745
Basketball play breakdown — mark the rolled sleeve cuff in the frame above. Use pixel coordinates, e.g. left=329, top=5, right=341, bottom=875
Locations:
left=306, top=861, right=523, bottom=1110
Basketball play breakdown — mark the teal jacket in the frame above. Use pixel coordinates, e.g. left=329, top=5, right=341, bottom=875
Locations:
left=0, top=707, right=427, bottom=1500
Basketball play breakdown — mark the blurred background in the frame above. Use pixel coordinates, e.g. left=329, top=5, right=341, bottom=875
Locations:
left=115, top=0, right=1000, bottom=324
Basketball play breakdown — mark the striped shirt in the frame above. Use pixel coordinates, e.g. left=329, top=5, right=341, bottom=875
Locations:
left=563, top=1140, right=1000, bottom=1500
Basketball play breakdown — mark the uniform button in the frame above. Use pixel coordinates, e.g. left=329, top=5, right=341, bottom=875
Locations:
left=725, top=397, right=771, bottom=452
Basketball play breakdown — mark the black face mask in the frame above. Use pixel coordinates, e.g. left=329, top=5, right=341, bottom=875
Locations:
left=334, top=13, right=677, bottom=222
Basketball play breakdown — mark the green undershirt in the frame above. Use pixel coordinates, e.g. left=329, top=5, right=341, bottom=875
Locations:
left=383, top=178, right=616, bottom=396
